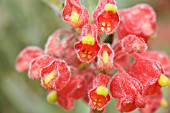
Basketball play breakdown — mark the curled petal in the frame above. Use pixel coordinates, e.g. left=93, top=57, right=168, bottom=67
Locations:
left=44, top=29, right=72, bottom=56
left=121, top=35, right=148, bottom=53
left=62, top=0, right=89, bottom=28
left=41, top=60, right=71, bottom=90
left=28, top=55, right=55, bottom=80
left=93, top=0, right=119, bottom=34
left=128, top=53, right=164, bottom=95
left=56, top=76, right=86, bottom=110
left=88, top=74, right=110, bottom=110
left=140, top=90, right=162, bottom=113
left=16, top=46, right=44, bottom=72
left=110, top=64, right=145, bottom=112
left=141, top=51, right=170, bottom=77
left=97, top=43, right=114, bottom=70
left=118, top=4, right=156, bottom=42
left=74, top=25, right=100, bottom=63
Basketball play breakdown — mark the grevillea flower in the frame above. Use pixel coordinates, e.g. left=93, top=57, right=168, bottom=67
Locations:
left=117, top=4, right=156, bottom=42
left=93, top=0, right=119, bottom=34
left=15, top=0, right=170, bottom=113
left=16, top=46, right=44, bottom=72
left=74, top=24, right=100, bottom=63
left=121, top=35, right=147, bottom=53
left=41, top=60, right=71, bottom=90
left=141, top=51, right=170, bottom=77
left=97, top=43, right=114, bottom=70
left=28, top=55, right=55, bottom=80
left=128, top=53, right=170, bottom=95
left=47, top=75, right=86, bottom=110
left=88, top=73, right=110, bottom=111
left=139, top=90, right=162, bottom=113
left=110, top=64, right=146, bottom=112
left=62, top=0, right=89, bottom=28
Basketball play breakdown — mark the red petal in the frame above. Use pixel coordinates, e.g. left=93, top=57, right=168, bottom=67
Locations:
left=128, top=53, right=163, bottom=95
left=41, top=60, right=71, bottom=90
left=118, top=4, right=156, bottom=42
left=57, top=95, right=74, bottom=110
left=45, top=29, right=71, bottom=56
left=62, top=0, right=89, bottom=28
left=88, top=74, right=110, bottom=110
left=140, top=90, right=162, bottom=113
left=97, top=43, right=114, bottom=70
left=28, top=55, right=55, bottom=79
left=75, top=42, right=100, bottom=63
left=141, top=51, right=170, bottom=77
left=89, top=89, right=110, bottom=111
left=93, top=0, right=119, bottom=34
left=56, top=76, right=86, bottom=110
left=16, top=46, right=44, bottom=72
left=110, top=64, right=145, bottom=112
left=121, top=35, right=147, bottom=53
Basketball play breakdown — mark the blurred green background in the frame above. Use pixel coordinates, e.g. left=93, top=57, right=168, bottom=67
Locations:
left=0, top=0, right=170, bottom=113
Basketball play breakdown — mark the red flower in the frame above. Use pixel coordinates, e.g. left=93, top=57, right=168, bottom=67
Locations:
left=97, top=43, right=114, bottom=70
left=139, top=90, right=162, bottom=113
left=93, top=0, right=119, bottom=34
left=28, top=55, right=55, bottom=80
left=110, top=64, right=146, bottom=112
left=57, top=75, right=86, bottom=110
left=74, top=24, right=100, bottom=63
left=141, top=51, right=170, bottom=77
left=88, top=73, right=110, bottom=111
left=47, top=76, right=86, bottom=110
left=62, top=0, right=89, bottom=28
left=45, top=29, right=71, bottom=56
left=128, top=53, right=165, bottom=95
left=45, top=29, right=81, bottom=67
left=41, top=60, right=71, bottom=90
left=121, top=35, right=147, bottom=53
left=16, top=46, right=44, bottom=72
left=117, top=4, right=156, bottom=42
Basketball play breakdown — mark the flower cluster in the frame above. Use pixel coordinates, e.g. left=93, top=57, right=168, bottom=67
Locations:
left=16, top=0, right=170, bottom=113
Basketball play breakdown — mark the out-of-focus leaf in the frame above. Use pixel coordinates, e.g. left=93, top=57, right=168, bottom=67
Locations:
left=44, top=0, right=65, bottom=16
left=80, top=0, right=98, bottom=22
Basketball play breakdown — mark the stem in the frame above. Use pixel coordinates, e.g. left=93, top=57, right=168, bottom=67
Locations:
left=103, top=34, right=114, bottom=44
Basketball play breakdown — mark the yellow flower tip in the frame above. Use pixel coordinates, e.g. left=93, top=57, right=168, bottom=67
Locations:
left=104, top=4, right=117, bottom=13
left=44, top=70, right=56, bottom=85
left=96, top=85, right=109, bottom=97
left=47, top=90, right=57, bottom=104
left=82, top=34, right=95, bottom=45
left=150, top=33, right=157, bottom=40
left=158, top=74, right=170, bottom=87
left=70, top=11, right=79, bottom=25
left=102, top=51, right=109, bottom=65
left=160, top=99, right=168, bottom=107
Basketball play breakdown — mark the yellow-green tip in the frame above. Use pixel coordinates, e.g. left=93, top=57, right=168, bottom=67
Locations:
left=104, top=4, right=117, bottom=13
left=82, top=34, right=95, bottom=45
left=96, top=85, right=109, bottom=97
left=160, top=98, right=168, bottom=107
left=150, top=33, right=157, bottom=40
left=47, top=90, right=57, bottom=104
left=102, top=51, right=109, bottom=65
left=158, top=74, right=170, bottom=87
left=44, top=70, right=56, bottom=85
left=70, top=11, right=79, bottom=25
